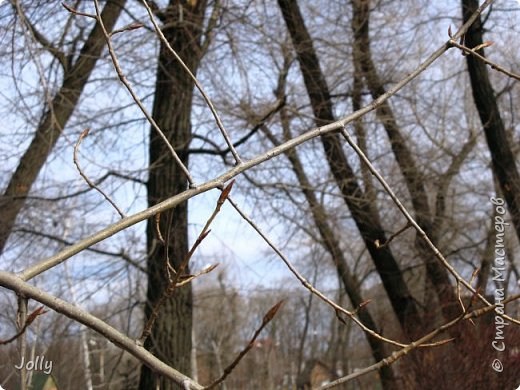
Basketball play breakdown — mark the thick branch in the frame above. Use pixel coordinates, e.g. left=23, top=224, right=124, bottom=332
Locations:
left=19, top=1, right=493, bottom=286
left=0, top=271, right=203, bottom=389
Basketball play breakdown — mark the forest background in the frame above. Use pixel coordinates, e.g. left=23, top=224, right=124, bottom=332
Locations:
left=0, top=0, right=519, bottom=389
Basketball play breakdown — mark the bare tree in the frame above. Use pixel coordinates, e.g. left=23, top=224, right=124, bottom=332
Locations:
left=0, top=0, right=126, bottom=255
left=139, top=1, right=212, bottom=388
left=461, top=0, right=520, bottom=242
left=256, top=53, right=397, bottom=387
left=0, top=1, right=519, bottom=389
left=277, top=0, right=421, bottom=338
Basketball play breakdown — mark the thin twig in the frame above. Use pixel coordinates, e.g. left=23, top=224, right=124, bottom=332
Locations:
left=141, top=0, right=243, bottom=165
left=19, top=1, right=496, bottom=283
left=73, top=129, right=126, bottom=218
left=175, top=263, right=219, bottom=287
left=137, top=229, right=212, bottom=345
left=18, top=170, right=146, bottom=202
left=14, top=227, right=146, bottom=273
left=318, top=293, right=520, bottom=389
left=204, top=301, right=284, bottom=389
left=319, top=313, right=466, bottom=389
left=91, top=0, right=194, bottom=185
left=375, top=222, right=412, bottom=249
left=449, top=39, right=520, bottom=82
left=137, top=181, right=234, bottom=345
left=62, top=2, right=96, bottom=19
left=226, top=196, right=446, bottom=349
left=154, top=213, right=165, bottom=245
left=16, top=296, right=27, bottom=390
left=188, top=98, right=285, bottom=161
left=0, top=306, right=47, bottom=345
left=110, top=22, right=144, bottom=36
left=340, top=127, right=520, bottom=326
left=201, top=180, right=235, bottom=235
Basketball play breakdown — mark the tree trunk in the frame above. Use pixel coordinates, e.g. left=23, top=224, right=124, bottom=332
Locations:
left=277, top=0, right=421, bottom=338
left=139, top=1, right=207, bottom=389
left=0, top=0, right=126, bottom=255
left=351, top=0, right=459, bottom=322
left=462, top=0, right=520, bottom=243
left=262, top=116, right=397, bottom=388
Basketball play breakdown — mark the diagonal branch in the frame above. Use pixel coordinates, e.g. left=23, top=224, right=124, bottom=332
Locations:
left=18, top=1, right=496, bottom=287
left=90, top=0, right=195, bottom=185
left=318, top=292, right=520, bottom=389
left=340, top=126, right=520, bottom=325
left=142, top=0, right=243, bottom=165
left=449, top=39, right=520, bottom=82
left=0, top=271, right=204, bottom=389
left=204, top=301, right=283, bottom=389
left=73, top=128, right=126, bottom=218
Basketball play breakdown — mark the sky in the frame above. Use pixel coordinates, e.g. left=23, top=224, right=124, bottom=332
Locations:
left=1, top=0, right=520, bottom=310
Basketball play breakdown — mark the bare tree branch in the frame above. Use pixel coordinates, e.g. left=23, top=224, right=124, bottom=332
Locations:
left=0, top=271, right=204, bottom=389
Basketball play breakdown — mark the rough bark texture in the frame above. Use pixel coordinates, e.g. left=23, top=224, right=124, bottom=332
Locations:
left=139, top=1, right=207, bottom=389
left=351, top=0, right=460, bottom=322
left=0, top=0, right=126, bottom=255
left=277, top=0, right=421, bottom=339
left=462, top=0, right=520, bottom=243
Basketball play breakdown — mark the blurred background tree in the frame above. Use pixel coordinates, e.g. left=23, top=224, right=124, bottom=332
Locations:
left=0, top=0, right=519, bottom=389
